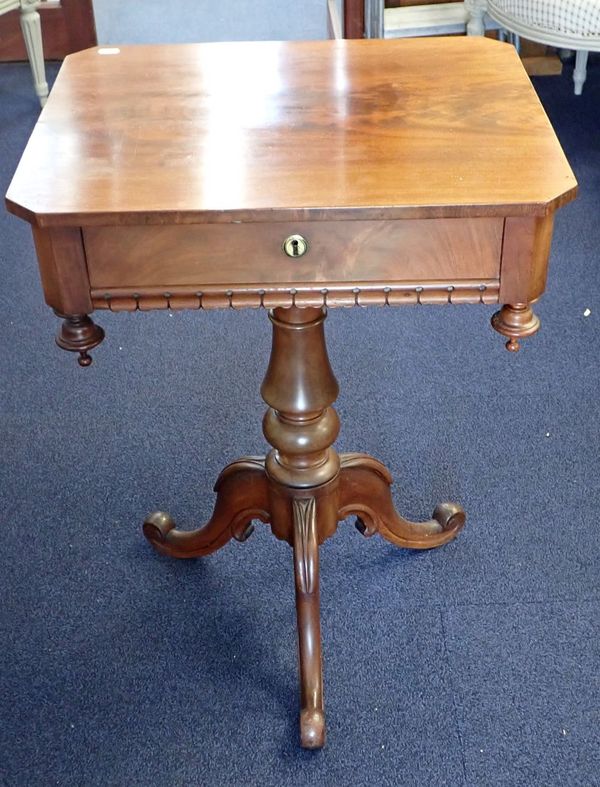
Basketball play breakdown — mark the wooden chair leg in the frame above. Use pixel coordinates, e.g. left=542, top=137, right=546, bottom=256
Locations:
left=292, top=497, right=325, bottom=749
left=19, top=1, right=48, bottom=107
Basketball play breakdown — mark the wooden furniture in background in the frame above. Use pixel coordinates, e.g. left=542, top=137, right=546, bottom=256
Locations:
left=0, top=0, right=47, bottom=104
left=390, top=0, right=460, bottom=5
left=0, top=0, right=95, bottom=61
left=366, top=0, right=502, bottom=38
left=351, top=0, right=561, bottom=76
left=469, top=0, right=600, bottom=94
left=344, top=0, right=364, bottom=36
left=6, top=38, right=576, bottom=749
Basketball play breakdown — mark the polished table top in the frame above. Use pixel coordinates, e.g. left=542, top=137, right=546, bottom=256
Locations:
left=6, top=37, right=576, bottom=228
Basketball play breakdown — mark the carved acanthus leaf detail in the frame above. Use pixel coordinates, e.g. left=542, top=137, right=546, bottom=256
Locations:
left=293, top=498, right=317, bottom=595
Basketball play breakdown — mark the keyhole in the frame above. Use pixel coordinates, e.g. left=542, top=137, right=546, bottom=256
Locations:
left=283, top=234, right=308, bottom=258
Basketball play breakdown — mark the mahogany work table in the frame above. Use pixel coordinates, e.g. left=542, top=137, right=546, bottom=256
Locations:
left=6, top=37, right=576, bottom=749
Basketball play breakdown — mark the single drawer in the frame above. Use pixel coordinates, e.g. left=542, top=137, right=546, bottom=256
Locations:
left=83, top=217, right=502, bottom=291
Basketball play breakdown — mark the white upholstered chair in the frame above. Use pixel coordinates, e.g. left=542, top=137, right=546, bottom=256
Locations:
left=467, top=0, right=600, bottom=95
left=0, top=0, right=48, bottom=106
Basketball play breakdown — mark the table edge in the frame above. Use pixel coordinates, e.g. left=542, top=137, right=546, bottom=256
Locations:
left=4, top=185, right=579, bottom=228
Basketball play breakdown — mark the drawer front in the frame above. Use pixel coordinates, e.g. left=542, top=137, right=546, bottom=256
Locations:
left=84, top=218, right=502, bottom=291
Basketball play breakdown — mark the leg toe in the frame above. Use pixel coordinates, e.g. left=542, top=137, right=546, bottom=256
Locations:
left=143, top=511, right=175, bottom=545
left=300, top=709, right=326, bottom=749
left=433, top=502, right=466, bottom=534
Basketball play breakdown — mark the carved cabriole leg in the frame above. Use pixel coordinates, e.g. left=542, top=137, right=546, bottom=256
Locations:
left=19, top=0, right=49, bottom=107
left=143, top=458, right=270, bottom=558
left=292, top=497, right=325, bottom=748
left=338, top=454, right=465, bottom=549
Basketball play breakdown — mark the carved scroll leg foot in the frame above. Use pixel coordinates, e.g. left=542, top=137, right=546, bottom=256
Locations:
left=292, top=497, right=325, bottom=749
left=143, top=458, right=270, bottom=558
left=339, top=453, right=465, bottom=550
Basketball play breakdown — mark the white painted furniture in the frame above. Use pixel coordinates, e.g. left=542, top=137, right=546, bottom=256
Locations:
left=0, top=0, right=48, bottom=106
left=467, top=0, right=600, bottom=95
left=365, top=0, right=501, bottom=39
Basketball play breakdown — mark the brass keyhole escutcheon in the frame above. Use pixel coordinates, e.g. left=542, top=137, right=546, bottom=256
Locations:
left=283, top=234, right=309, bottom=258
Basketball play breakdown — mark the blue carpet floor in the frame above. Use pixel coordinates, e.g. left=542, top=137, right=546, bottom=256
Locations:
left=1, top=54, right=599, bottom=787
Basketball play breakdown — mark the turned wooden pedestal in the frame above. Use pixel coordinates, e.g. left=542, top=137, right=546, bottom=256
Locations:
left=143, top=306, right=465, bottom=748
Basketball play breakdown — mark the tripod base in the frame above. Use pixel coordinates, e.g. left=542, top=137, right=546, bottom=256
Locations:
left=143, top=452, right=465, bottom=748
left=144, top=305, right=465, bottom=749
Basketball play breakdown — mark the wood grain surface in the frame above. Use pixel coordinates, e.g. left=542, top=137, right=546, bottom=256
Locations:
left=32, top=226, right=93, bottom=314
left=498, top=214, right=555, bottom=304
left=83, top=217, right=502, bottom=289
left=6, top=37, right=576, bottom=227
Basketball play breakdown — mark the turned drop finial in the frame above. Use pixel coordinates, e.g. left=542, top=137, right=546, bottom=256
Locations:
left=55, top=313, right=105, bottom=366
left=491, top=304, right=540, bottom=352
